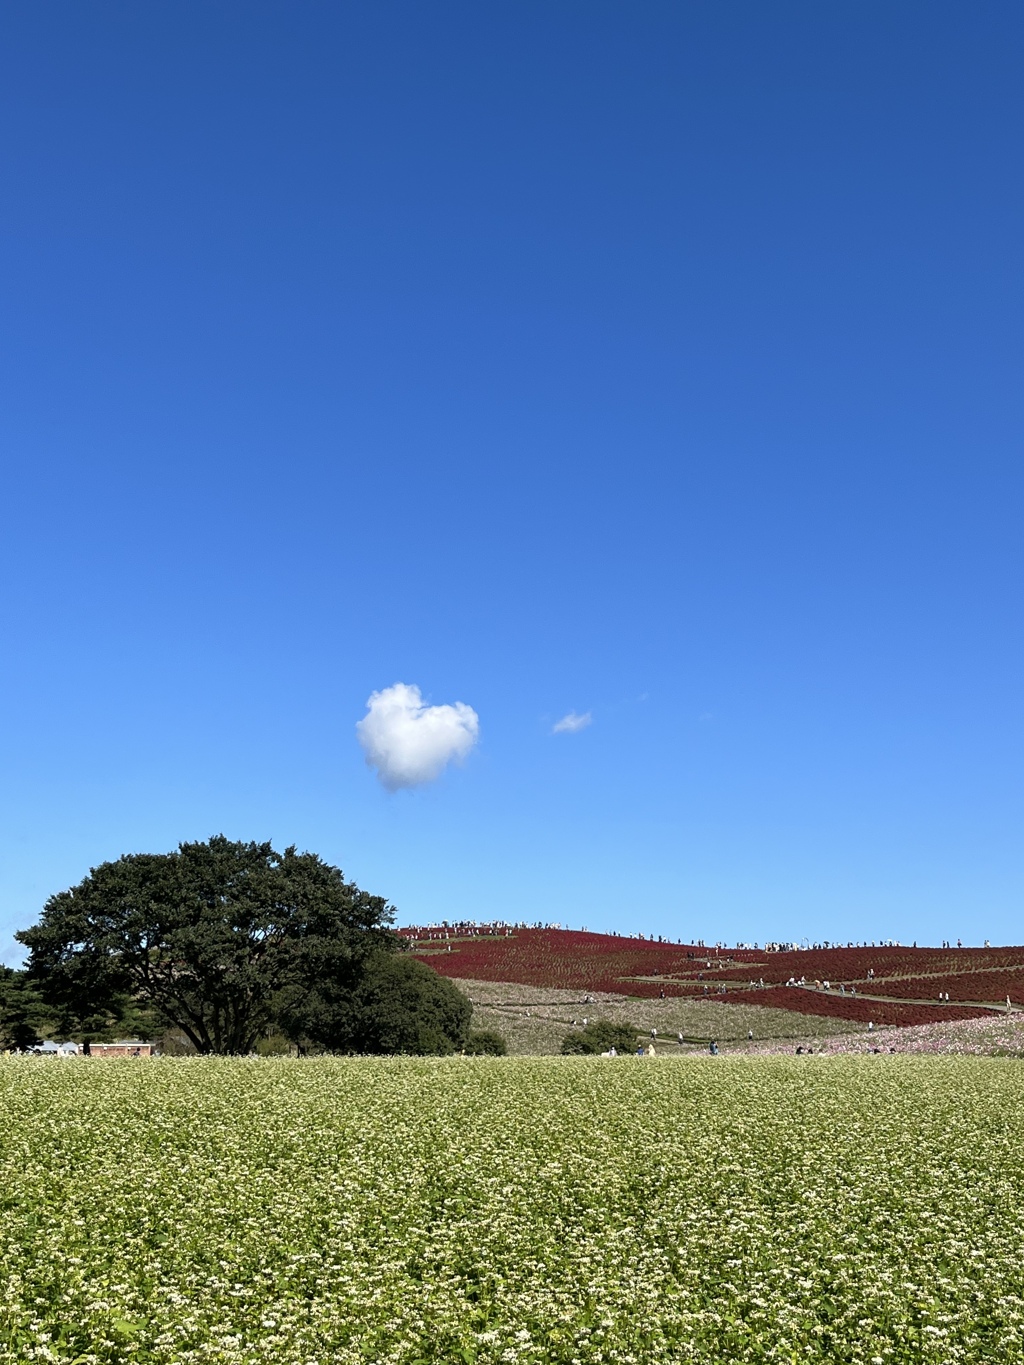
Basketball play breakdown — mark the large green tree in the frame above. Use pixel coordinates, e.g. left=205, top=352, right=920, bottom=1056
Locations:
left=17, top=836, right=397, bottom=1054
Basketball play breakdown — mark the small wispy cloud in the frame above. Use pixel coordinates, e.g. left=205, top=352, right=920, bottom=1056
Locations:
left=357, top=682, right=479, bottom=790
left=552, top=710, right=592, bottom=735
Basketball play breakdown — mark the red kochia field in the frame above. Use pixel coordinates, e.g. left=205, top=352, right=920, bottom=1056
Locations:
left=405, top=928, right=711, bottom=996
left=404, top=927, right=1024, bottom=1027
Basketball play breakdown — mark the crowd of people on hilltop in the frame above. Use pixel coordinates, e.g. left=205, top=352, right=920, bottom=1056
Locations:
left=402, top=921, right=520, bottom=940
left=762, top=940, right=906, bottom=951
left=402, top=924, right=993, bottom=952
left=402, top=921, right=697, bottom=944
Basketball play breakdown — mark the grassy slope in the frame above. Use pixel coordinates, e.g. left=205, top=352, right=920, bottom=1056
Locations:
left=465, top=978, right=865, bottom=1054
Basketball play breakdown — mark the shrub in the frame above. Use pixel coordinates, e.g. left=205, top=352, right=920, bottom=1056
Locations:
left=254, top=1034, right=291, bottom=1057
left=464, top=1029, right=507, bottom=1055
left=560, top=1019, right=638, bottom=1055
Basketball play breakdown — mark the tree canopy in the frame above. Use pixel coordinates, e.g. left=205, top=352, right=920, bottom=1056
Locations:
left=17, top=836, right=399, bottom=1055
left=0, top=967, right=50, bottom=1051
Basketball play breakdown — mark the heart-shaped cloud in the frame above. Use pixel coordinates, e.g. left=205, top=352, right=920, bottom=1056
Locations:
left=357, top=683, right=479, bottom=790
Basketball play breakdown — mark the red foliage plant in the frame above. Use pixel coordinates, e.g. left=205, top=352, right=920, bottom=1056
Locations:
left=402, top=928, right=1024, bottom=1027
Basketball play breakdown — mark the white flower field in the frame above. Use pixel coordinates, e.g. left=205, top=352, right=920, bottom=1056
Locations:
left=1, top=1056, right=1022, bottom=1364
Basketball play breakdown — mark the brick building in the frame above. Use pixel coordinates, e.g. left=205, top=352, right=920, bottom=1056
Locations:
left=86, top=1039, right=156, bottom=1058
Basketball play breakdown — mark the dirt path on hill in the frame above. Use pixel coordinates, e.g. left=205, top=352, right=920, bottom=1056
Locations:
left=462, top=978, right=864, bottom=1054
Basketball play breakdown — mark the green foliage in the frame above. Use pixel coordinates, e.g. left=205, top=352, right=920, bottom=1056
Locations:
left=16, top=836, right=396, bottom=1054
left=0, top=966, right=161, bottom=1052
left=347, top=954, right=472, bottom=1055
left=254, top=1034, right=292, bottom=1057
left=464, top=1029, right=507, bottom=1055
left=0, top=968, right=51, bottom=1051
left=560, top=1018, right=639, bottom=1054
left=288, top=953, right=473, bottom=1055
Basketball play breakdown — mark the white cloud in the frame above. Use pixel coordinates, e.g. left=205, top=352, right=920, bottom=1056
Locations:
left=552, top=710, right=592, bottom=735
left=357, top=682, right=479, bottom=790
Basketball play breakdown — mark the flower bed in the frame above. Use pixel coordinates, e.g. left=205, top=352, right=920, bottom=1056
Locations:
left=869, top=968, right=1024, bottom=1005
left=3, top=1056, right=1024, bottom=1363
left=724, top=987, right=982, bottom=1027
left=407, top=928, right=1024, bottom=1026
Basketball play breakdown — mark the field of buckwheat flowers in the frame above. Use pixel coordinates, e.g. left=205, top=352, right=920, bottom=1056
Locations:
left=2, top=1056, right=1024, bottom=1365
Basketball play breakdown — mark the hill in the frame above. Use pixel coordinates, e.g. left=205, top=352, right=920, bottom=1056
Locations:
left=404, top=926, right=1024, bottom=1028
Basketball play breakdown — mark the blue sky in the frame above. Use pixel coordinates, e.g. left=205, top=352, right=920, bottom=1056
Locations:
left=1, top=2, right=1021, bottom=960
